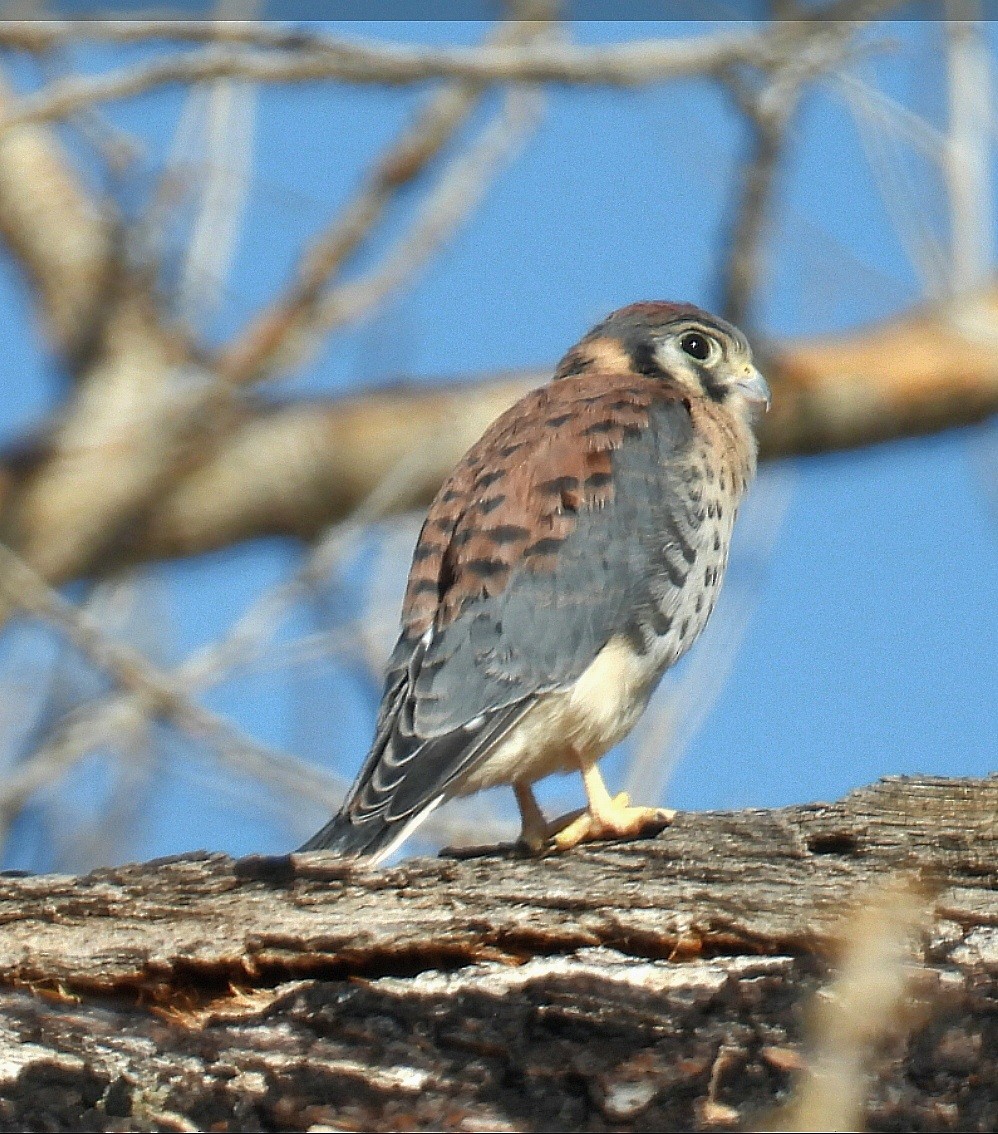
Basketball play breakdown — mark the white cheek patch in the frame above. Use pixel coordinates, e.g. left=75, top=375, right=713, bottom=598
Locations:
left=653, top=341, right=704, bottom=393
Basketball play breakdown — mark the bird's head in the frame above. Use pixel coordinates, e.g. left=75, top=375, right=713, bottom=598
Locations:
left=555, top=301, right=770, bottom=417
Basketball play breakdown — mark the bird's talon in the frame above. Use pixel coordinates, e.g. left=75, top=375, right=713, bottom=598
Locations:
left=551, top=803, right=675, bottom=851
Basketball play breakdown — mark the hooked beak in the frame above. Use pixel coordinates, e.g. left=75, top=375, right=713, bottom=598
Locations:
left=735, top=365, right=771, bottom=411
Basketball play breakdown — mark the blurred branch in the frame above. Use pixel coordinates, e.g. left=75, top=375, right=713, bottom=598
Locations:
left=0, top=401, right=463, bottom=841
left=0, top=543, right=344, bottom=833
left=842, top=63, right=953, bottom=295
left=719, top=22, right=862, bottom=330
left=174, top=77, right=257, bottom=329
left=771, top=880, right=932, bottom=1132
left=944, top=16, right=993, bottom=298
left=0, top=2, right=904, bottom=53
left=0, top=19, right=546, bottom=620
left=0, top=70, right=115, bottom=358
left=220, top=16, right=550, bottom=384
left=0, top=27, right=844, bottom=132
left=2, top=284, right=992, bottom=568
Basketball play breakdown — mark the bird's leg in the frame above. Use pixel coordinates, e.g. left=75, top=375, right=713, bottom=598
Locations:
left=514, top=781, right=550, bottom=853
left=551, top=756, right=675, bottom=851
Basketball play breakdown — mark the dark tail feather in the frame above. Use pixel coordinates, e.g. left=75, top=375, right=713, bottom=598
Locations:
left=297, top=797, right=442, bottom=863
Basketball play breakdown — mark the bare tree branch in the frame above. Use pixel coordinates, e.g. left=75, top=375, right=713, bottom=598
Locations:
left=220, top=16, right=552, bottom=384
left=719, top=22, right=863, bottom=330
left=3, top=283, right=990, bottom=571
left=0, top=23, right=884, bottom=135
left=0, top=70, right=115, bottom=358
left=0, top=543, right=345, bottom=832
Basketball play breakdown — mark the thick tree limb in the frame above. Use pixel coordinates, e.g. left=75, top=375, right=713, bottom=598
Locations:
left=0, top=775, right=993, bottom=1131
left=2, top=285, right=993, bottom=568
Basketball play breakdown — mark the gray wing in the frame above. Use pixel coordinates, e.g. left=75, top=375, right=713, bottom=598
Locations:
left=301, top=393, right=703, bottom=857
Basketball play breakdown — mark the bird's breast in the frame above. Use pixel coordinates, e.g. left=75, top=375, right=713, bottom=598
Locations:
left=643, top=446, right=744, bottom=676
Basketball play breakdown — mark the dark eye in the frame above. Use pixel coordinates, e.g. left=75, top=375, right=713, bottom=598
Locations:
left=680, top=332, right=712, bottom=361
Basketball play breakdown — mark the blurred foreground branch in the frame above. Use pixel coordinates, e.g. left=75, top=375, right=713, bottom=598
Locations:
left=0, top=775, right=993, bottom=1132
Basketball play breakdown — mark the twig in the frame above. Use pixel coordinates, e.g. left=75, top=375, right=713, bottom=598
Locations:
left=842, top=73, right=952, bottom=296
left=944, top=15, right=994, bottom=299
left=834, top=71, right=947, bottom=164
left=220, top=16, right=552, bottom=384
left=175, top=76, right=257, bottom=328
left=225, top=83, right=543, bottom=381
left=719, top=22, right=863, bottom=330
left=0, top=542, right=344, bottom=829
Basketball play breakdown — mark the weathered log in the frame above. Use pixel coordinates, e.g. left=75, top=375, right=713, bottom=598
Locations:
left=0, top=774, right=994, bottom=1132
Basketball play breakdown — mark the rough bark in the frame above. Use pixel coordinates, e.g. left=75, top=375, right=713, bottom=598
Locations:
left=0, top=774, right=994, bottom=1132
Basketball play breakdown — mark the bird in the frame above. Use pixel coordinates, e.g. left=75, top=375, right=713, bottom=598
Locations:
left=300, top=301, right=770, bottom=865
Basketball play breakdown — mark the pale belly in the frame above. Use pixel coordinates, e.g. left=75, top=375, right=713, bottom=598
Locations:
left=453, top=502, right=735, bottom=797
left=454, top=635, right=659, bottom=794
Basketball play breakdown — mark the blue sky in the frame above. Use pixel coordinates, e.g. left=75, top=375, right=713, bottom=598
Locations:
left=0, top=19, right=994, bottom=868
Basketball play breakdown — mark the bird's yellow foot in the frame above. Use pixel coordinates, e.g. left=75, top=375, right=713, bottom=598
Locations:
left=550, top=792, right=674, bottom=851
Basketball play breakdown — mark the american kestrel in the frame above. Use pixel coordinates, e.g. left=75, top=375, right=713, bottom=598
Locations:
left=301, top=302, right=770, bottom=864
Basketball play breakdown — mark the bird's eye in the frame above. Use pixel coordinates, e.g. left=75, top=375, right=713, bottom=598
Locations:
left=680, top=332, right=714, bottom=361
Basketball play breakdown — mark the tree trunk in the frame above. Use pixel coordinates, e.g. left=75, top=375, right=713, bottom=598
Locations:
left=0, top=774, right=994, bottom=1132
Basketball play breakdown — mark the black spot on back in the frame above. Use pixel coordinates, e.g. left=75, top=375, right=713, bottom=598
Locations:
left=476, top=470, right=506, bottom=490
left=479, top=496, right=506, bottom=515
left=526, top=537, right=564, bottom=557
left=583, top=420, right=618, bottom=437
left=465, top=558, right=509, bottom=579
left=584, top=471, right=613, bottom=490
left=487, top=524, right=530, bottom=545
left=537, top=476, right=579, bottom=496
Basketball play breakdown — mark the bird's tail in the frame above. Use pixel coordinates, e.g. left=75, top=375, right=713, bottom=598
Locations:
left=297, top=796, right=443, bottom=865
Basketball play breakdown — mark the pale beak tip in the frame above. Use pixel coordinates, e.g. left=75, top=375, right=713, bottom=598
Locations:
left=737, top=368, right=771, bottom=411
